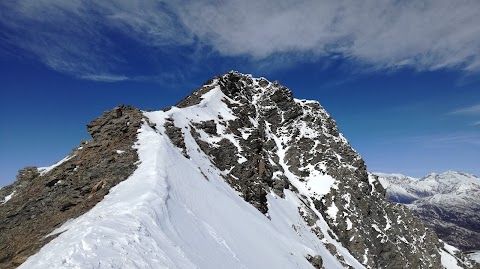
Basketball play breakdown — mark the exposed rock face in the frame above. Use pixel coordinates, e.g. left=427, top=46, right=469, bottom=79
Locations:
left=163, top=72, right=448, bottom=268
left=0, top=105, right=143, bottom=269
left=306, top=254, right=323, bottom=269
left=0, top=167, right=39, bottom=206
left=375, top=171, right=480, bottom=252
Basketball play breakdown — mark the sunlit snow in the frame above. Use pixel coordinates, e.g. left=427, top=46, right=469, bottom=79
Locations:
left=38, top=155, right=75, bottom=176
left=1, top=190, right=16, bottom=205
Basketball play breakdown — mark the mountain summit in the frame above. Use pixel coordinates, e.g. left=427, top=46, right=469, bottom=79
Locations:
left=0, top=72, right=472, bottom=268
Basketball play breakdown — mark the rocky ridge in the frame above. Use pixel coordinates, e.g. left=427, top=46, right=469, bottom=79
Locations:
left=0, top=105, right=145, bottom=268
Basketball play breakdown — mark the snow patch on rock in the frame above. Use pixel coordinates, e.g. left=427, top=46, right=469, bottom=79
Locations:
left=38, top=155, right=75, bottom=176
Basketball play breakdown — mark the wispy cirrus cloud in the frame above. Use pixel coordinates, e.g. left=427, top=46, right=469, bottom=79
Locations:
left=410, top=132, right=480, bottom=147
left=0, top=0, right=193, bottom=81
left=450, top=104, right=480, bottom=115
left=80, top=74, right=129, bottom=82
left=1, top=0, right=480, bottom=81
left=449, top=103, right=480, bottom=126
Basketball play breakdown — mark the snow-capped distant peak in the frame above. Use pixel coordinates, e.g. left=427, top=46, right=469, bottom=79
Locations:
left=375, top=171, right=480, bottom=197
left=374, top=171, right=480, bottom=254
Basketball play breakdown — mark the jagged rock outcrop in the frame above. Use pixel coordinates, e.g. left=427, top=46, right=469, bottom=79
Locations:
left=0, top=105, right=144, bottom=269
left=0, top=167, right=39, bottom=206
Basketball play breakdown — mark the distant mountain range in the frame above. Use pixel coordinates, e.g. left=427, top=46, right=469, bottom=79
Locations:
left=373, top=171, right=480, bottom=261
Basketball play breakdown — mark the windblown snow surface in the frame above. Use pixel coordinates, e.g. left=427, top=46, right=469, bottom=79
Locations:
left=20, top=83, right=459, bottom=268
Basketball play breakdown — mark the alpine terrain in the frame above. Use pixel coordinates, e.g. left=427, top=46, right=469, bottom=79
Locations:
left=374, top=172, right=480, bottom=264
left=0, top=72, right=476, bottom=269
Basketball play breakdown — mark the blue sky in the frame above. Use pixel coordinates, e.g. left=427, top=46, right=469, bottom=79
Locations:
left=1, top=0, right=480, bottom=186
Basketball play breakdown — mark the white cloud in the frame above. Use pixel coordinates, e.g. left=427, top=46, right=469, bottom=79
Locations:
left=449, top=104, right=480, bottom=127
left=81, top=74, right=128, bottom=82
left=0, top=0, right=192, bottom=81
left=1, top=0, right=480, bottom=80
left=432, top=133, right=480, bottom=145
left=411, top=132, right=480, bottom=147
left=176, top=0, right=480, bottom=71
left=450, top=104, right=480, bottom=115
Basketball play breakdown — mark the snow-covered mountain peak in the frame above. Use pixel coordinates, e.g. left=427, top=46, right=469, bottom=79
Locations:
left=375, top=171, right=480, bottom=200
left=1, top=72, right=470, bottom=268
left=373, top=172, right=418, bottom=189
left=420, top=171, right=480, bottom=191
left=163, top=71, right=358, bottom=214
